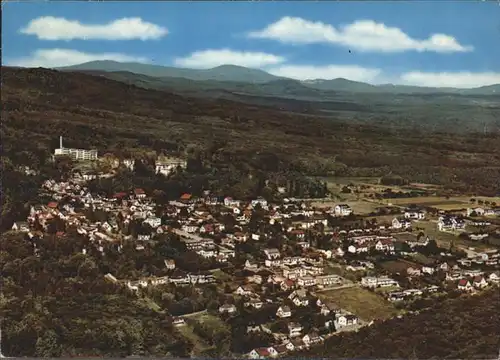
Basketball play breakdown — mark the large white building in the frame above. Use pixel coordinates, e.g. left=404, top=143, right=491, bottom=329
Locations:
left=361, top=276, right=400, bottom=288
left=54, top=136, right=98, bottom=161
left=155, top=157, right=187, bottom=176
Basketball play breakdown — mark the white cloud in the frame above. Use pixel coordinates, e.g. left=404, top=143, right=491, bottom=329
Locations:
left=267, top=64, right=382, bottom=82
left=400, top=71, right=500, bottom=88
left=7, top=48, right=148, bottom=68
left=248, top=17, right=472, bottom=53
left=20, top=16, right=168, bottom=41
left=173, top=49, right=286, bottom=69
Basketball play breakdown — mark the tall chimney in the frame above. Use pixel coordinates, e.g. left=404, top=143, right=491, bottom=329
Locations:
left=60, top=136, right=63, bottom=149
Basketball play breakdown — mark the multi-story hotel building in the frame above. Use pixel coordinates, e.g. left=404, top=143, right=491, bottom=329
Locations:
left=54, top=136, right=98, bottom=161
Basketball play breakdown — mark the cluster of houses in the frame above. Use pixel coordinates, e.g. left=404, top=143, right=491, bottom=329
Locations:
left=8, top=166, right=500, bottom=358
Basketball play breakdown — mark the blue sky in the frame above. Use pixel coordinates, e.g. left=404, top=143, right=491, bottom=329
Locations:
left=3, top=1, right=500, bottom=88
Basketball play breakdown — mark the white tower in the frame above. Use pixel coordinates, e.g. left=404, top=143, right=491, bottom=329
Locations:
left=60, top=136, right=63, bottom=149
left=0, top=325, right=5, bottom=358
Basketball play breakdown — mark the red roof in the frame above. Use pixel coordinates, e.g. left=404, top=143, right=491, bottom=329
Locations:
left=180, top=193, right=192, bottom=200
left=56, top=231, right=65, bottom=237
left=256, top=348, right=270, bottom=356
left=47, top=202, right=58, bottom=208
left=113, top=192, right=127, bottom=198
left=134, top=188, right=145, bottom=195
left=458, top=279, right=469, bottom=286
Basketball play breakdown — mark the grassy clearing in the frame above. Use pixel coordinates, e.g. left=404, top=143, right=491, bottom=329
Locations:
left=380, top=260, right=416, bottom=274
left=318, top=287, right=399, bottom=321
left=177, top=325, right=212, bottom=355
left=136, top=296, right=163, bottom=313
left=409, top=253, right=435, bottom=266
left=192, top=313, right=229, bottom=331
left=178, top=313, right=228, bottom=355
left=416, top=221, right=459, bottom=248
left=311, top=199, right=381, bottom=215
left=384, top=196, right=499, bottom=210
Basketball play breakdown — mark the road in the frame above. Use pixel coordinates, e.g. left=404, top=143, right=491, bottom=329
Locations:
left=313, top=283, right=359, bottom=293
left=180, top=309, right=208, bottom=318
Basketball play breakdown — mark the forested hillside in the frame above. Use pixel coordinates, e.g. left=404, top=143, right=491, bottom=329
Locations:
left=298, top=288, right=500, bottom=359
left=3, top=67, right=500, bottom=201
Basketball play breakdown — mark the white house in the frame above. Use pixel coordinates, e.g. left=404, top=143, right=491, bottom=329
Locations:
left=11, top=221, right=29, bottom=232
left=438, top=216, right=466, bottom=232
left=472, top=276, right=488, bottom=289
left=348, top=244, right=369, bottom=254
left=404, top=209, right=426, bottom=220
left=143, top=217, right=162, bottom=228
left=164, top=259, right=176, bottom=270
left=336, top=314, right=358, bottom=327
left=375, top=239, right=395, bottom=252
left=457, top=279, right=474, bottom=292
left=334, top=204, right=353, bottom=217
left=467, top=207, right=485, bottom=217
left=488, top=272, right=500, bottom=284
left=392, top=217, right=412, bottom=230
left=276, top=306, right=292, bottom=318
left=288, top=322, right=303, bottom=338
left=263, top=248, right=281, bottom=260
left=251, top=197, right=268, bottom=208
left=224, top=197, right=241, bottom=208
left=297, top=276, right=316, bottom=288
left=248, top=347, right=278, bottom=359
left=219, top=304, right=237, bottom=314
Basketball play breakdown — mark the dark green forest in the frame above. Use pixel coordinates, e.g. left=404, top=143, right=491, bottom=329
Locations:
left=0, top=232, right=193, bottom=357
left=296, top=288, right=500, bottom=359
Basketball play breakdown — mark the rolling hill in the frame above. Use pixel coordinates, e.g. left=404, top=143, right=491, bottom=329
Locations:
left=58, top=60, right=500, bottom=96
left=58, top=61, right=283, bottom=83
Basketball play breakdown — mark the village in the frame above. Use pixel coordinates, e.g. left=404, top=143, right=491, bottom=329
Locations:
left=10, top=152, right=500, bottom=359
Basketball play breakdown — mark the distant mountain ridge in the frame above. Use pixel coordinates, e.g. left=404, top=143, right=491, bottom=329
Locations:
left=58, top=61, right=282, bottom=83
left=57, top=60, right=500, bottom=96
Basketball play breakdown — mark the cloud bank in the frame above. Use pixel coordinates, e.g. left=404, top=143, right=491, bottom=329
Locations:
left=20, top=16, right=168, bottom=41
left=248, top=17, right=473, bottom=53
left=173, top=49, right=286, bottom=69
left=8, top=48, right=148, bottom=68
left=400, top=71, right=500, bottom=88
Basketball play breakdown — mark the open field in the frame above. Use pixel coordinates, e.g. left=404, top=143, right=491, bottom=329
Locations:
left=320, top=177, right=382, bottom=186
left=179, top=313, right=228, bottom=355
left=318, top=286, right=399, bottom=321
left=380, top=260, right=417, bottom=274
left=311, top=199, right=382, bottom=215
left=409, top=253, right=436, bottom=265
left=417, top=221, right=495, bottom=251
left=384, top=196, right=499, bottom=209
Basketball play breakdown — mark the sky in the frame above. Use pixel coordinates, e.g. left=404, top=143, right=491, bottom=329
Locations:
left=3, top=1, right=500, bottom=88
